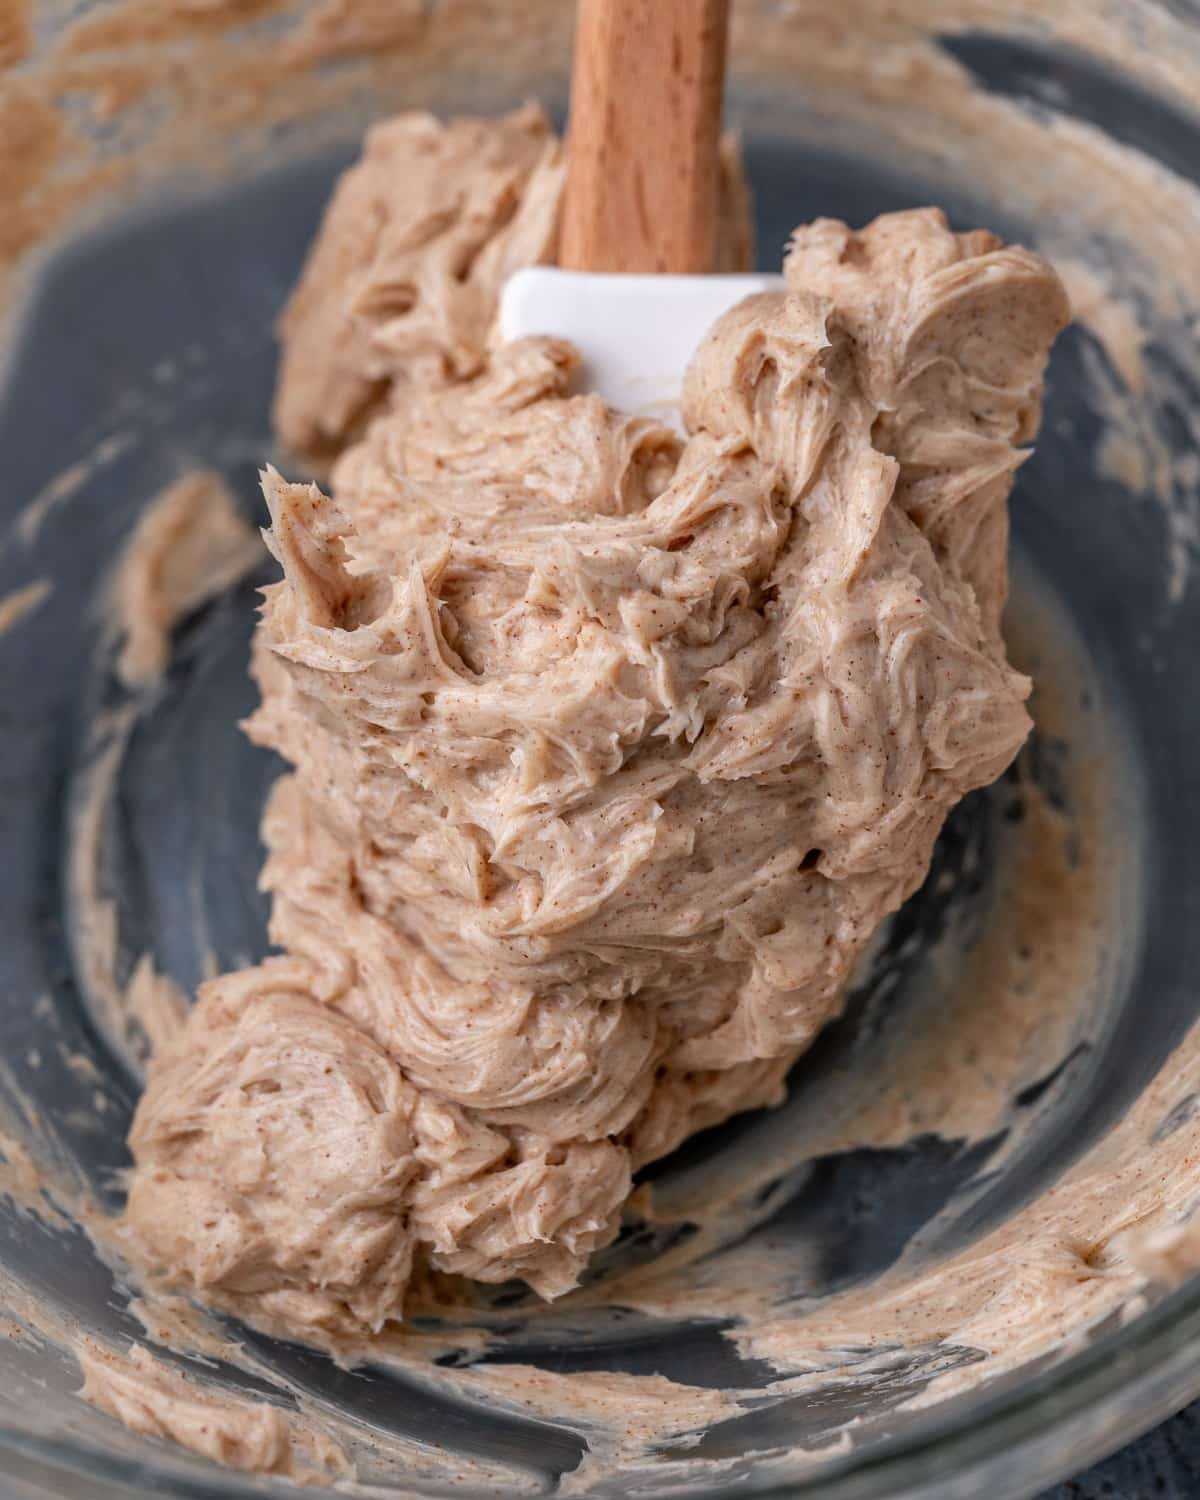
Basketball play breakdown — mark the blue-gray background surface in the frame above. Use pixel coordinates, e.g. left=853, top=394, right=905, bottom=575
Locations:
left=1050, top=1407, right=1200, bottom=1497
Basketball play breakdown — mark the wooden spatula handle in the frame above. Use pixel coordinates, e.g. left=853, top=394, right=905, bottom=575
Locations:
left=559, top=0, right=731, bottom=275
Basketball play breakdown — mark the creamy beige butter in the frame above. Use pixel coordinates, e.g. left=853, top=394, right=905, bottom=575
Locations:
left=116, top=108, right=1069, bottom=1345
left=79, top=1340, right=351, bottom=1480
left=111, top=467, right=262, bottom=689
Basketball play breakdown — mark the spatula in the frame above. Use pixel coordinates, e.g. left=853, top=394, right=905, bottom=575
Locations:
left=499, top=0, right=783, bottom=424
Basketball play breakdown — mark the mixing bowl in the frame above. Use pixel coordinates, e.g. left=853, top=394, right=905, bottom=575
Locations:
left=2, top=1, right=1200, bottom=1495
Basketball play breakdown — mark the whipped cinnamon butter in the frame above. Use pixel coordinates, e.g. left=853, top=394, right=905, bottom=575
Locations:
left=117, top=108, right=1070, bottom=1344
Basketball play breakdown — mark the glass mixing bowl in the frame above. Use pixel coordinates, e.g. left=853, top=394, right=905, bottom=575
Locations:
left=2, top=1, right=1200, bottom=1495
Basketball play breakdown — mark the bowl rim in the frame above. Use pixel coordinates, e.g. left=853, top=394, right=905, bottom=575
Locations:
left=769, top=1275, right=1200, bottom=1500
left=2, top=1274, right=1198, bottom=1499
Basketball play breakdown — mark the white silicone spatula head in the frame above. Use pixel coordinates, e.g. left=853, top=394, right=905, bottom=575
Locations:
left=500, top=267, right=784, bottom=423
left=498, top=0, right=783, bottom=423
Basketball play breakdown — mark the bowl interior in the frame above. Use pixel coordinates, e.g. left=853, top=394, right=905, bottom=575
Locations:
left=2, top=16, right=1200, bottom=1497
